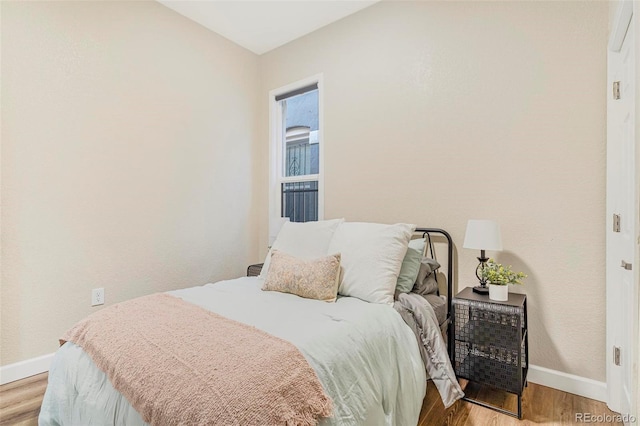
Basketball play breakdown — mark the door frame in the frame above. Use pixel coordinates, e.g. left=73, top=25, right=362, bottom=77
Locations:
left=606, top=0, right=640, bottom=420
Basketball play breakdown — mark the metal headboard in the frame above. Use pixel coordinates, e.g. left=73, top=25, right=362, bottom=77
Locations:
left=415, top=228, right=454, bottom=361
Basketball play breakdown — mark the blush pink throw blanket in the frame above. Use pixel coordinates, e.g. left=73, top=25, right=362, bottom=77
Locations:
left=61, top=293, right=333, bottom=426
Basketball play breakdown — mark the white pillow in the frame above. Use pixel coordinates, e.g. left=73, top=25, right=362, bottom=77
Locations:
left=329, top=222, right=416, bottom=305
left=259, top=218, right=344, bottom=278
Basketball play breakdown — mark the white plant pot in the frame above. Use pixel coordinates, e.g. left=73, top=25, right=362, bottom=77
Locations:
left=489, top=284, right=509, bottom=301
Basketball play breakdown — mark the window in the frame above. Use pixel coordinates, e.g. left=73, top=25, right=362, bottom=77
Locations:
left=270, top=77, right=323, bottom=236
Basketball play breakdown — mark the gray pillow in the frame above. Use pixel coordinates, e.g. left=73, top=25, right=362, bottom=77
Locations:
left=412, top=257, right=441, bottom=295
left=395, top=238, right=426, bottom=293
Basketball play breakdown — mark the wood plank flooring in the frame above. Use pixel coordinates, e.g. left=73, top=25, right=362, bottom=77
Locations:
left=419, top=379, right=622, bottom=425
left=0, top=373, right=622, bottom=425
left=0, top=373, right=48, bottom=426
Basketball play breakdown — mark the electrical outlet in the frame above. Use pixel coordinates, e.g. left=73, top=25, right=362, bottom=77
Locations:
left=91, top=288, right=105, bottom=306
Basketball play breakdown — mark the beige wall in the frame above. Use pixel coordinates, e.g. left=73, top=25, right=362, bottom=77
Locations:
left=259, top=1, right=608, bottom=381
left=1, top=1, right=259, bottom=365
left=1, top=0, right=610, bottom=383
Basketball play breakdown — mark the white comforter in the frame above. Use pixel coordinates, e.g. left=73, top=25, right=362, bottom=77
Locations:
left=40, top=277, right=427, bottom=426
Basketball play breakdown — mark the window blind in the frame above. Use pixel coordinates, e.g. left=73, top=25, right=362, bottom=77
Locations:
left=275, top=83, right=318, bottom=102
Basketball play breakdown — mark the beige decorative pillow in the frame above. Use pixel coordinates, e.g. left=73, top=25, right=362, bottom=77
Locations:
left=262, top=250, right=342, bottom=302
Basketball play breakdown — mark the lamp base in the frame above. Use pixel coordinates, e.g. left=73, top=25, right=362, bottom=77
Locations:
left=472, top=285, right=489, bottom=295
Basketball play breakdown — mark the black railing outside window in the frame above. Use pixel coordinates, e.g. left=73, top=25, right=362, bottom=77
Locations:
left=282, top=181, right=318, bottom=223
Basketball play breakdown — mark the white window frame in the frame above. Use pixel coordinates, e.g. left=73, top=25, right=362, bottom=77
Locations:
left=268, top=74, right=324, bottom=239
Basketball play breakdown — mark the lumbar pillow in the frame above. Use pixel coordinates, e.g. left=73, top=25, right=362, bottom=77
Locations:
left=396, top=238, right=426, bottom=293
left=259, top=218, right=344, bottom=278
left=262, top=250, right=342, bottom=302
left=328, top=222, right=416, bottom=305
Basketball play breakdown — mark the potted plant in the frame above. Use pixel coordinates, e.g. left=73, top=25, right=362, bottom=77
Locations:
left=481, top=259, right=527, bottom=301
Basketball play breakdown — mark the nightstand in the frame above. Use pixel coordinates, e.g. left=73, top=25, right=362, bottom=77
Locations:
left=452, top=287, right=528, bottom=419
left=247, top=263, right=263, bottom=277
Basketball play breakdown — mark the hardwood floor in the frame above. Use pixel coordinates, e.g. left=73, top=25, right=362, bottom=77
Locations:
left=0, top=373, right=47, bottom=426
left=0, top=373, right=622, bottom=425
left=419, top=379, right=622, bottom=425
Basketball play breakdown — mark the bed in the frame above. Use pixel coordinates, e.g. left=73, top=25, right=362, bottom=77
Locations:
left=39, top=222, right=463, bottom=426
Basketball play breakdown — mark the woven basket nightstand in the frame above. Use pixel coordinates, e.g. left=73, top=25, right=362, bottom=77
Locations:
left=246, top=263, right=263, bottom=277
left=453, top=287, right=528, bottom=419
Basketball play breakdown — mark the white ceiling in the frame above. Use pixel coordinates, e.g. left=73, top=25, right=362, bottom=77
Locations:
left=157, top=1, right=379, bottom=55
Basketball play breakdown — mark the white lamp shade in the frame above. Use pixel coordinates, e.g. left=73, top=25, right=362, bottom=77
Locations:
left=463, top=220, right=503, bottom=251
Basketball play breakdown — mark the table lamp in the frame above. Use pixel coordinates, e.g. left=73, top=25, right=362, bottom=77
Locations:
left=463, top=219, right=503, bottom=294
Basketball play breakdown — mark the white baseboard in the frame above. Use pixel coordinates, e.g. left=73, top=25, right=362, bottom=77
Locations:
left=528, top=364, right=608, bottom=403
left=0, top=353, right=55, bottom=385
